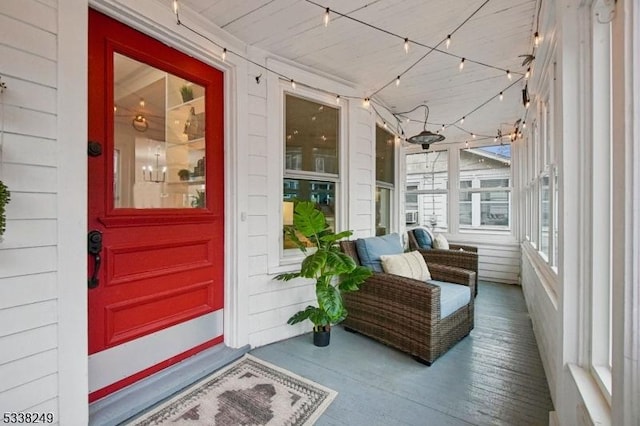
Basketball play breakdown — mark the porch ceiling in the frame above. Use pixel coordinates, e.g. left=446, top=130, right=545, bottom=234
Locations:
left=180, top=0, right=537, bottom=147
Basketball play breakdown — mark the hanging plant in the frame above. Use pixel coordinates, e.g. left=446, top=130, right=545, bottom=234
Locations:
left=0, top=180, right=10, bottom=238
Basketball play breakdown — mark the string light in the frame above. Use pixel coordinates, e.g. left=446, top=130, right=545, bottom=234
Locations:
left=172, top=0, right=179, bottom=14
left=404, top=38, right=409, bottom=54
left=534, top=31, right=540, bottom=46
left=324, top=7, right=330, bottom=27
left=396, top=76, right=401, bottom=87
left=465, top=141, right=469, bottom=148
left=222, top=48, right=227, bottom=62
left=171, top=2, right=525, bottom=148
left=139, top=98, right=145, bottom=107
left=471, top=133, right=476, bottom=139
left=446, top=35, right=451, bottom=49
left=522, top=121, right=527, bottom=129
left=383, top=121, right=388, bottom=129
left=525, top=67, right=530, bottom=79
left=507, top=70, right=512, bottom=80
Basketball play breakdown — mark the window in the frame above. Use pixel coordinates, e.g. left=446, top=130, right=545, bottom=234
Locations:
left=405, top=150, right=448, bottom=231
left=283, top=94, right=340, bottom=250
left=458, top=145, right=512, bottom=231
left=375, top=126, right=396, bottom=235
left=539, top=172, right=550, bottom=260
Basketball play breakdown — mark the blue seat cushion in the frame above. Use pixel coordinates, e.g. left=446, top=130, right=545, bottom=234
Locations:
left=355, top=233, right=403, bottom=272
left=427, top=280, right=471, bottom=319
left=413, top=228, right=433, bottom=249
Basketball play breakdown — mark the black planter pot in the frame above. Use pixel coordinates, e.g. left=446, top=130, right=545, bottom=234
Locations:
left=313, top=328, right=331, bottom=347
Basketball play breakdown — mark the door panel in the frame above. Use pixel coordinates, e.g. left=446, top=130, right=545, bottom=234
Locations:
left=88, top=10, right=224, bottom=399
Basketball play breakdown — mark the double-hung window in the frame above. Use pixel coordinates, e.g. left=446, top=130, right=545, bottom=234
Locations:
left=458, top=144, right=512, bottom=232
left=405, top=150, right=448, bottom=231
left=375, top=126, right=396, bottom=235
left=282, top=93, right=340, bottom=252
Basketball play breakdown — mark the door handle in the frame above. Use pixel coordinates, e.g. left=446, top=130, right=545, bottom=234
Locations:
left=88, top=230, right=103, bottom=289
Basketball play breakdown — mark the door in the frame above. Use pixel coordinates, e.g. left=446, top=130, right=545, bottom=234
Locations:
left=87, top=10, right=224, bottom=401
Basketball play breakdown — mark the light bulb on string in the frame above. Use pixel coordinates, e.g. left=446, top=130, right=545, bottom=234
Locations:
left=460, top=116, right=465, bottom=124
left=507, top=70, right=512, bottom=80
left=404, top=38, right=409, bottom=54
left=291, top=79, right=296, bottom=89
left=534, top=32, right=540, bottom=46
left=446, top=35, right=451, bottom=49
left=522, top=121, right=527, bottom=129
left=465, top=141, right=469, bottom=148
left=324, top=8, right=330, bottom=27
left=396, top=76, right=401, bottom=87
left=472, top=133, right=476, bottom=139
left=499, top=92, right=504, bottom=101
left=336, top=95, right=341, bottom=104
left=363, top=98, right=370, bottom=108
left=383, top=121, right=388, bottom=129
left=525, top=67, right=531, bottom=79
left=441, top=124, right=445, bottom=131
left=222, top=48, right=227, bottom=62
left=459, top=58, right=465, bottom=71
left=494, top=136, right=498, bottom=142
left=139, top=98, right=145, bottom=107
left=172, top=0, right=179, bottom=14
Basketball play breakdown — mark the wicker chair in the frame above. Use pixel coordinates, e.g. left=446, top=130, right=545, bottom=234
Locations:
left=407, top=229, right=479, bottom=297
left=339, top=240, right=475, bottom=365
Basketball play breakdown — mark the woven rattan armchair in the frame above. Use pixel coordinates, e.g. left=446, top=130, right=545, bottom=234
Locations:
left=407, top=229, right=479, bottom=296
left=339, top=241, right=475, bottom=365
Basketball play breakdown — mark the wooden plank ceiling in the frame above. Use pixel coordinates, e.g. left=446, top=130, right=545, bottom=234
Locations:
left=180, top=0, right=537, bottom=147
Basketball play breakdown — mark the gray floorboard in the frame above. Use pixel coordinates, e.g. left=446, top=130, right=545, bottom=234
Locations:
left=251, top=281, right=554, bottom=426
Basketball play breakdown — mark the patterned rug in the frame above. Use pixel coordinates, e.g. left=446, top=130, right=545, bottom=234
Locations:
left=127, top=354, right=337, bottom=425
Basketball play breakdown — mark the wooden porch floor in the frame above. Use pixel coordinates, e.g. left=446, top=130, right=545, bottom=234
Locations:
left=250, top=281, right=554, bottom=425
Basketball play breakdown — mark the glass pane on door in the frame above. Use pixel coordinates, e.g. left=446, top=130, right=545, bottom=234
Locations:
left=113, top=53, right=206, bottom=209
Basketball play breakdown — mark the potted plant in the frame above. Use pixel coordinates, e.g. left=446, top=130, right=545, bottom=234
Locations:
left=0, top=181, right=10, bottom=240
left=177, top=169, right=191, bottom=181
left=191, top=190, right=205, bottom=208
left=179, top=85, right=194, bottom=103
left=275, top=201, right=372, bottom=346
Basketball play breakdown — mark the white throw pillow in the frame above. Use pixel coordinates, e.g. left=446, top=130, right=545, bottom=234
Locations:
left=433, top=234, right=450, bottom=250
left=379, top=251, right=431, bottom=281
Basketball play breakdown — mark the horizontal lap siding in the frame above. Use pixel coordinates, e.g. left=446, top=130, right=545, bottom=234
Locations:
left=451, top=240, right=521, bottom=284
left=0, top=0, right=59, bottom=415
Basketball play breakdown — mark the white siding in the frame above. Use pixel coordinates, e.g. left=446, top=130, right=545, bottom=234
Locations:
left=0, top=0, right=60, bottom=417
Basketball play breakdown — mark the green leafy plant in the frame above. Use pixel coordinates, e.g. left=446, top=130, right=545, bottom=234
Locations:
left=191, top=190, right=205, bottom=208
left=275, top=201, right=372, bottom=331
left=179, top=85, right=194, bottom=103
left=0, top=181, right=10, bottom=238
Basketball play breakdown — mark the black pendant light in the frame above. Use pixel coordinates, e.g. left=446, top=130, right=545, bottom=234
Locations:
left=406, top=105, right=445, bottom=150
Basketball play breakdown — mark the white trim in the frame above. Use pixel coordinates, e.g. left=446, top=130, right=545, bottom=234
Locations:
left=57, top=0, right=89, bottom=423
left=88, top=309, right=224, bottom=393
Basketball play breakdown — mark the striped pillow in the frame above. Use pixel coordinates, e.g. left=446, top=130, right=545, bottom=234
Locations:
left=379, top=251, right=431, bottom=281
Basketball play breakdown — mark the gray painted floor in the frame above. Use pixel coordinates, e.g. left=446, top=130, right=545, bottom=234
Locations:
left=251, top=281, right=554, bottom=426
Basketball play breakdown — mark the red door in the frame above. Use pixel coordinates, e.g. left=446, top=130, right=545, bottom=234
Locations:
left=87, top=10, right=224, bottom=401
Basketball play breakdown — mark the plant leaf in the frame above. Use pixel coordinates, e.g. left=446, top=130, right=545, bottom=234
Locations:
left=319, top=230, right=353, bottom=243
left=287, top=306, right=317, bottom=325
left=317, top=283, right=342, bottom=320
left=339, top=266, right=373, bottom=292
left=275, top=272, right=302, bottom=282
left=300, top=250, right=327, bottom=278
left=325, top=250, right=356, bottom=275
left=293, top=201, right=327, bottom=238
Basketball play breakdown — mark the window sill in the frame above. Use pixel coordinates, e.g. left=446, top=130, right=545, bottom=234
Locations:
left=568, top=364, right=612, bottom=426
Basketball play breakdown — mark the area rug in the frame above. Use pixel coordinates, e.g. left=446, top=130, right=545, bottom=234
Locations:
left=128, top=354, right=337, bottom=425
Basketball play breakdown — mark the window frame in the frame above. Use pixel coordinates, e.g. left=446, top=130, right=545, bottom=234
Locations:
left=375, top=125, right=397, bottom=236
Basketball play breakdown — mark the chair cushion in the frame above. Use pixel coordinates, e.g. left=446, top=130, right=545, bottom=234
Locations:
left=355, top=233, right=403, bottom=272
left=432, top=234, right=450, bottom=250
left=427, top=280, right=471, bottom=319
left=413, top=228, right=433, bottom=249
left=380, top=251, right=431, bottom=281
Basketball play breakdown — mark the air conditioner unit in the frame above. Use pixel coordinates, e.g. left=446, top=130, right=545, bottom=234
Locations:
left=405, top=211, right=418, bottom=224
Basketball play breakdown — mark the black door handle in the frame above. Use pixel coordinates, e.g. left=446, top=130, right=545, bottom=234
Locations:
left=88, top=230, right=103, bottom=289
